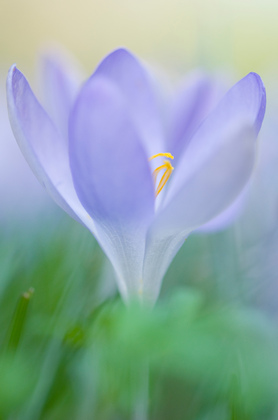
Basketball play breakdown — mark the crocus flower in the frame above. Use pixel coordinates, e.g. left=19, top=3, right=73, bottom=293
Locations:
left=6, top=48, right=265, bottom=303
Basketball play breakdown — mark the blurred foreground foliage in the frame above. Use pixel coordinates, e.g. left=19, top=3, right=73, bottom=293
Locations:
left=0, top=217, right=278, bottom=420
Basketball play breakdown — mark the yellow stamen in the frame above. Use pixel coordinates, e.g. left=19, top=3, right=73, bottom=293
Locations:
left=149, top=153, right=174, bottom=161
left=149, top=153, right=174, bottom=197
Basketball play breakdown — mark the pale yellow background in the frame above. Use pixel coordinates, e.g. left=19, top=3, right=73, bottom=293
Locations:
left=0, top=0, right=278, bottom=77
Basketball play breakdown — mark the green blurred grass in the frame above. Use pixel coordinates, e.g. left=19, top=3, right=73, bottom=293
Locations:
left=0, top=216, right=277, bottom=419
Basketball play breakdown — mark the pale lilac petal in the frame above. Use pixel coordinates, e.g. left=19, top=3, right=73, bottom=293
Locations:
left=143, top=71, right=266, bottom=301
left=142, top=73, right=265, bottom=302
left=0, top=78, right=49, bottom=220
left=92, top=222, right=152, bottom=300
left=69, top=75, right=155, bottom=298
left=142, top=234, right=186, bottom=303
left=166, top=72, right=266, bottom=204
left=164, top=72, right=265, bottom=234
left=93, top=48, right=164, bottom=156
left=40, top=48, right=83, bottom=138
left=6, top=65, right=96, bottom=233
left=196, top=184, right=249, bottom=233
left=168, top=72, right=220, bottom=161
left=143, top=124, right=258, bottom=302
left=158, top=124, right=258, bottom=235
left=69, top=75, right=155, bottom=224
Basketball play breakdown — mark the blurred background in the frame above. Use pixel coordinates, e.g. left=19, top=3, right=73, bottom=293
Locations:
left=1, top=0, right=278, bottom=419
left=2, top=0, right=278, bottom=74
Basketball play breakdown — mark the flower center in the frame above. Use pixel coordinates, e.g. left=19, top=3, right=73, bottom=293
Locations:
left=149, top=153, right=174, bottom=197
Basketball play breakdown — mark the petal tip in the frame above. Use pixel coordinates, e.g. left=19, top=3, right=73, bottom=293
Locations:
left=100, top=47, right=138, bottom=68
left=249, top=72, right=266, bottom=133
left=8, top=63, right=17, bottom=72
left=7, top=64, right=23, bottom=89
left=109, top=46, right=134, bottom=57
left=239, top=72, right=266, bottom=134
left=6, top=65, right=18, bottom=106
left=7, top=64, right=18, bottom=85
left=6, top=66, right=27, bottom=114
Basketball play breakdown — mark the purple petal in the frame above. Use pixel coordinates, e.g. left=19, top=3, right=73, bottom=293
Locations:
left=159, top=125, right=258, bottom=235
left=165, top=72, right=265, bottom=234
left=6, top=65, right=95, bottom=231
left=93, top=48, right=164, bottom=156
left=141, top=73, right=266, bottom=302
left=0, top=79, right=49, bottom=219
left=40, top=48, right=83, bottom=138
left=69, top=75, right=155, bottom=299
left=69, top=75, right=155, bottom=225
left=196, top=184, right=249, bottom=233
left=165, top=72, right=266, bottom=209
left=167, top=71, right=222, bottom=162
left=143, top=125, right=258, bottom=302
